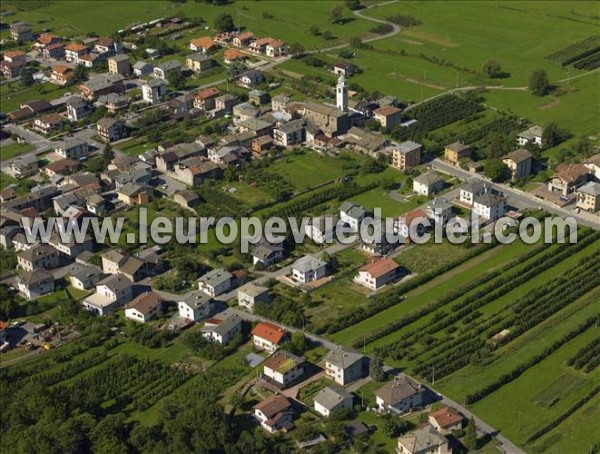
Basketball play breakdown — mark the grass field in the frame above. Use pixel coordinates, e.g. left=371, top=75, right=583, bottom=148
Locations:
left=0, top=142, right=35, bottom=160
left=0, top=82, right=71, bottom=112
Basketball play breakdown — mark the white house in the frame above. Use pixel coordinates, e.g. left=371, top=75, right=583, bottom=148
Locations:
left=413, top=172, right=444, bottom=197
left=339, top=201, right=367, bottom=231
left=354, top=257, right=400, bottom=291
left=304, top=215, right=339, bottom=244
left=178, top=290, right=213, bottom=321
left=314, top=386, right=354, bottom=418
left=253, top=395, right=295, bottom=433
left=517, top=125, right=543, bottom=147
left=16, top=270, right=54, bottom=299
left=252, top=321, right=289, bottom=353
left=142, top=78, right=167, bottom=104
left=82, top=274, right=133, bottom=315
left=262, top=351, right=305, bottom=388
left=473, top=193, right=506, bottom=221
left=397, top=425, right=451, bottom=454
left=237, top=282, right=270, bottom=312
left=201, top=313, right=243, bottom=344
left=428, top=407, right=464, bottom=435
left=198, top=268, right=233, bottom=297
left=375, top=376, right=427, bottom=414
left=68, top=263, right=104, bottom=290
left=324, top=348, right=366, bottom=386
left=55, top=138, right=89, bottom=159
left=459, top=179, right=488, bottom=206
left=252, top=241, right=284, bottom=267
left=124, top=291, right=163, bottom=323
left=291, top=255, right=328, bottom=284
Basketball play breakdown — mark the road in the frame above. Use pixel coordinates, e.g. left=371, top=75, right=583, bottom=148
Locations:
left=431, top=159, right=600, bottom=229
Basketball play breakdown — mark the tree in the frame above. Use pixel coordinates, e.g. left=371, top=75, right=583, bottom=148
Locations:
left=70, top=64, right=89, bottom=85
left=307, top=25, right=320, bottom=36
left=289, top=331, right=308, bottom=354
left=369, top=354, right=385, bottom=381
left=289, top=42, right=305, bottom=57
left=167, top=69, right=186, bottom=89
left=20, top=67, right=35, bottom=86
left=214, top=13, right=235, bottom=32
left=346, top=0, right=361, bottom=10
left=529, top=69, right=550, bottom=96
left=482, top=59, right=501, bottom=78
left=381, top=414, right=399, bottom=438
left=102, top=144, right=114, bottom=165
left=483, top=158, right=508, bottom=182
left=322, top=30, right=334, bottom=40
left=487, top=132, right=506, bottom=158
left=464, top=416, right=477, bottom=450
left=542, top=122, right=561, bottom=149
left=330, top=5, right=343, bottom=24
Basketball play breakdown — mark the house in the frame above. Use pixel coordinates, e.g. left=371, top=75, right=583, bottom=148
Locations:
left=1, top=59, right=24, bottom=78
left=252, top=241, right=284, bottom=266
left=66, top=96, right=91, bottom=121
left=10, top=22, right=34, bottom=43
left=273, top=119, right=306, bottom=147
left=393, top=141, right=422, bottom=170
left=178, top=290, right=213, bottom=321
left=153, top=59, right=181, bottom=80
left=108, top=54, right=131, bottom=76
left=82, top=274, right=134, bottom=315
left=16, top=270, right=54, bottom=299
left=233, top=102, right=260, bottom=124
left=33, top=113, right=63, bottom=135
left=305, top=215, right=340, bottom=244
left=354, top=257, right=400, bottom=291
left=314, top=386, right=354, bottom=417
left=97, top=118, right=127, bottom=142
left=233, top=32, right=254, bottom=47
left=117, top=183, right=151, bottom=206
left=142, top=78, right=167, bottom=104
left=249, top=89, right=269, bottom=105
left=473, top=193, right=506, bottom=221
left=173, top=189, right=201, bottom=210
left=193, top=87, right=220, bottom=110
left=6, top=154, right=38, bottom=179
left=340, top=201, right=367, bottom=231
left=186, top=52, right=213, bottom=72
left=55, top=138, right=89, bottom=159
left=428, top=407, right=463, bottom=435
left=584, top=153, right=600, bottom=179
left=50, top=65, right=74, bottom=84
left=201, top=313, right=243, bottom=344
left=48, top=230, right=93, bottom=258
left=373, top=105, right=402, bottom=129
left=459, top=179, right=488, bottom=206
left=124, top=291, right=163, bottom=323
left=502, top=149, right=533, bottom=180
left=223, top=48, right=248, bottom=64
left=397, top=424, right=451, bottom=454
left=425, top=198, right=454, bottom=226
left=253, top=395, right=295, bottom=433
left=238, top=118, right=273, bottom=137
left=413, top=172, right=444, bottom=196
left=189, top=36, right=217, bottom=53
left=237, top=282, right=270, bottom=312
left=444, top=142, right=471, bottom=165
left=576, top=182, right=600, bottom=213
left=97, top=92, right=130, bottom=112
left=342, top=127, right=388, bottom=156
left=43, top=43, right=66, bottom=59
left=252, top=135, right=274, bottom=157
left=517, top=125, right=544, bottom=147
left=333, top=62, right=357, bottom=77
left=252, top=321, right=289, bottom=353
left=85, top=194, right=106, bottom=215
left=78, top=74, right=124, bottom=99
left=215, top=93, right=237, bottom=113
left=3, top=50, right=27, bottom=65
left=324, top=348, right=366, bottom=386
left=262, top=351, right=306, bottom=388
left=64, top=43, right=89, bottom=62
left=301, top=102, right=349, bottom=137
left=17, top=244, right=60, bottom=272
left=248, top=37, right=274, bottom=54
left=145, top=48, right=161, bottom=60
left=271, top=93, right=291, bottom=112
left=548, top=163, right=591, bottom=196
left=94, top=37, right=122, bottom=55
left=133, top=60, right=153, bottom=77
left=198, top=268, right=233, bottom=297
left=239, top=69, right=264, bottom=88
left=375, top=376, right=427, bottom=413
left=36, top=33, right=62, bottom=49
left=291, top=255, right=328, bottom=284
left=68, top=263, right=104, bottom=290
left=265, top=39, right=288, bottom=57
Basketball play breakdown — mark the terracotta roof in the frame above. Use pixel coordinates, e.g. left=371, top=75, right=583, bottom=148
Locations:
left=267, top=39, right=285, bottom=48
left=374, top=105, right=401, bottom=116
left=44, top=158, right=80, bottom=174
left=252, top=37, right=274, bottom=47
left=224, top=48, right=246, bottom=60
left=96, top=37, right=115, bottom=47
left=403, top=209, right=429, bottom=226
left=190, top=37, right=215, bottom=50
left=38, top=33, right=59, bottom=45
left=65, top=43, right=87, bottom=52
left=236, top=31, right=254, bottom=41
left=262, top=351, right=305, bottom=373
left=127, top=291, right=162, bottom=315
left=252, top=321, right=288, bottom=345
left=4, top=50, right=25, bottom=59
left=554, top=163, right=591, bottom=184
left=37, top=113, right=62, bottom=125
left=195, top=87, right=220, bottom=99
left=429, top=406, right=463, bottom=429
left=52, top=64, right=72, bottom=75
left=359, top=257, right=399, bottom=279
left=253, top=395, right=292, bottom=419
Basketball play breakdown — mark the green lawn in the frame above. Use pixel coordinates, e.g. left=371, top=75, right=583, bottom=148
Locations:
left=226, top=181, right=274, bottom=208
left=0, top=82, right=71, bottom=112
left=0, top=142, right=35, bottom=161
left=347, top=186, right=421, bottom=218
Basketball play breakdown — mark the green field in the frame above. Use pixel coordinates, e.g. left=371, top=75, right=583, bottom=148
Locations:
left=0, top=82, right=71, bottom=112
left=0, top=142, right=35, bottom=160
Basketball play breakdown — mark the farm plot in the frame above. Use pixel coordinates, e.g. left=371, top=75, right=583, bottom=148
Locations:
left=546, top=35, right=600, bottom=68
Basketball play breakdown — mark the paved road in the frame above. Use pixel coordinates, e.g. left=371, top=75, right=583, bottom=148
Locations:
left=431, top=159, right=600, bottom=229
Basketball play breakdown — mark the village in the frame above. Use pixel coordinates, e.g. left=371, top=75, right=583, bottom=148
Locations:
left=1, top=3, right=599, bottom=454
